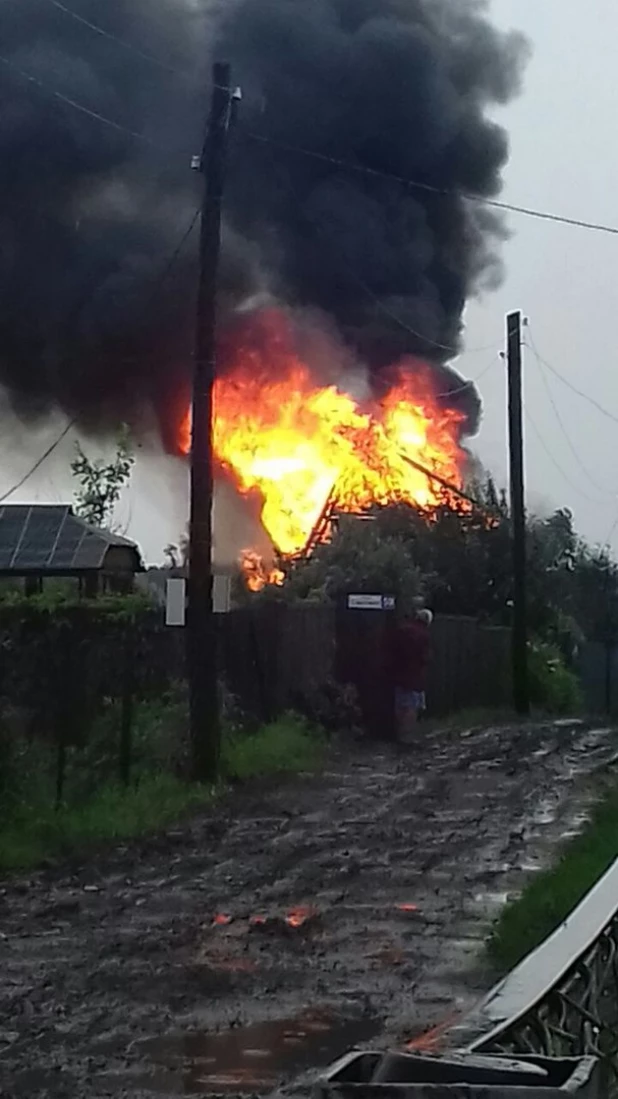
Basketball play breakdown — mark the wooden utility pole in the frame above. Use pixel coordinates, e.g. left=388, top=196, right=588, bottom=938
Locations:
left=187, top=62, right=235, bottom=782
left=506, top=310, right=530, bottom=715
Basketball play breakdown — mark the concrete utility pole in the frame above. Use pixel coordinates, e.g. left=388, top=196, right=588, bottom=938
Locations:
left=187, top=62, right=235, bottom=782
left=506, top=310, right=530, bottom=715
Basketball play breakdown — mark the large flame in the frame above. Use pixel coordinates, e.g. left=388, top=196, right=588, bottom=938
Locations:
left=179, top=309, right=467, bottom=563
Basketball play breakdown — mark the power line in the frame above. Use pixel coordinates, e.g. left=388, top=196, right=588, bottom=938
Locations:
left=0, top=51, right=157, bottom=146
left=524, top=331, right=618, bottom=429
left=603, top=513, right=618, bottom=550
left=524, top=405, right=604, bottom=505
left=0, top=210, right=199, bottom=502
left=267, top=153, right=500, bottom=357
left=435, top=354, right=500, bottom=399
left=41, top=0, right=187, bottom=79
left=0, top=421, right=75, bottom=504
left=526, top=335, right=613, bottom=498
left=242, top=129, right=618, bottom=239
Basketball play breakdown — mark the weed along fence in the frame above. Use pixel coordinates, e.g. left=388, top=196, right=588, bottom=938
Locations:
left=0, top=603, right=185, bottom=807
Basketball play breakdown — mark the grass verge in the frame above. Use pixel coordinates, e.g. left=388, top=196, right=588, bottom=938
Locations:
left=488, top=780, right=618, bottom=971
left=0, top=715, right=324, bottom=875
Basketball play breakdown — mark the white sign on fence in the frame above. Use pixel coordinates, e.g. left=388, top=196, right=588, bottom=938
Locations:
left=165, top=578, right=186, bottom=626
left=347, top=594, right=396, bottom=611
left=165, top=574, right=231, bottom=625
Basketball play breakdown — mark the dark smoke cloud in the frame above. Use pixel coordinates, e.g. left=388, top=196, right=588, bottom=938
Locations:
left=219, top=0, right=529, bottom=431
left=0, top=0, right=205, bottom=432
left=0, top=0, right=528, bottom=440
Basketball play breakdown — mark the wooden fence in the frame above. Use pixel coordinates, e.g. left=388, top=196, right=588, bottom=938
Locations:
left=217, top=606, right=511, bottom=723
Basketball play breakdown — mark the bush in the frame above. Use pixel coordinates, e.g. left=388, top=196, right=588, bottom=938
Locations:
left=528, top=640, right=583, bottom=715
left=289, top=678, right=362, bottom=736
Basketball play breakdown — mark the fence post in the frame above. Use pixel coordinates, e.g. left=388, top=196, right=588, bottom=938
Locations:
left=54, top=620, right=74, bottom=810
left=55, top=740, right=66, bottom=809
left=119, top=623, right=135, bottom=787
left=604, top=641, right=613, bottom=715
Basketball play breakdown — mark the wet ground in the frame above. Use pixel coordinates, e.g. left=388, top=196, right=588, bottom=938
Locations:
left=0, top=721, right=616, bottom=1099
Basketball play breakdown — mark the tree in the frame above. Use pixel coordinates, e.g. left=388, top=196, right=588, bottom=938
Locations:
left=71, top=426, right=134, bottom=529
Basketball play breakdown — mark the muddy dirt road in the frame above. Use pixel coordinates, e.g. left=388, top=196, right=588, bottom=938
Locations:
left=0, top=722, right=615, bottom=1098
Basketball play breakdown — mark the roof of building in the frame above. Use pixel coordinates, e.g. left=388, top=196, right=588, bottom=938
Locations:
left=0, top=505, right=143, bottom=573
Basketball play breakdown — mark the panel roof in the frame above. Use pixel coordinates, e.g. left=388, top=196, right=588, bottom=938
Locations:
left=0, top=505, right=142, bottom=573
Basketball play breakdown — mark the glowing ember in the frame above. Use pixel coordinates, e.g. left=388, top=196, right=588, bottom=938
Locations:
left=405, top=1012, right=462, bottom=1052
left=178, top=309, right=468, bottom=579
left=212, top=913, right=233, bottom=926
left=395, top=903, right=419, bottom=913
left=285, top=905, right=317, bottom=929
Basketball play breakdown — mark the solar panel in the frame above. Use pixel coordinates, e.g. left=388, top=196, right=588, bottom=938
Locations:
left=0, top=505, right=140, bottom=574
left=0, top=506, right=30, bottom=568
left=12, top=506, right=65, bottom=570
left=52, top=516, right=87, bottom=570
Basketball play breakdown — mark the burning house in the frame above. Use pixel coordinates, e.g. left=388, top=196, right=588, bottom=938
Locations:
left=0, top=0, right=528, bottom=574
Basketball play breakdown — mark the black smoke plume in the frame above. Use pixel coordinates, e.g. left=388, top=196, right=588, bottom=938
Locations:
left=0, top=0, right=528, bottom=440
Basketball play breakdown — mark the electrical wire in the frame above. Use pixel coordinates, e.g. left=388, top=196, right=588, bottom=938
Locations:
left=526, top=336, right=613, bottom=499
left=0, top=51, right=158, bottom=147
left=523, top=405, right=604, bottom=505
left=6, top=43, right=618, bottom=247
left=603, top=512, right=618, bottom=550
left=242, top=129, right=618, bottom=239
left=524, top=329, right=618, bottom=429
left=267, top=153, right=500, bottom=357
left=41, top=0, right=187, bottom=79
left=434, top=354, right=500, bottom=399
left=0, top=209, right=200, bottom=503
left=0, top=421, right=75, bottom=504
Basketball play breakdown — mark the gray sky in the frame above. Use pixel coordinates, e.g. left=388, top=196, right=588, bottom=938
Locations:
left=2, top=0, right=618, bottom=564
left=466, top=0, right=618, bottom=548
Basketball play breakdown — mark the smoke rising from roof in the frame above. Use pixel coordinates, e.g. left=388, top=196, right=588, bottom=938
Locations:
left=0, top=0, right=528, bottom=439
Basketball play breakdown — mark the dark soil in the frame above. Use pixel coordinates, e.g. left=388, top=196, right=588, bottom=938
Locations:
left=0, top=721, right=615, bottom=1099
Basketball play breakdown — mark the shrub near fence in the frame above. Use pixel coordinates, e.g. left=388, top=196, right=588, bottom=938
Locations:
left=0, top=597, right=184, bottom=807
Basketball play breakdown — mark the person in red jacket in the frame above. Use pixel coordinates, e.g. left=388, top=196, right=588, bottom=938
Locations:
left=392, top=607, right=433, bottom=742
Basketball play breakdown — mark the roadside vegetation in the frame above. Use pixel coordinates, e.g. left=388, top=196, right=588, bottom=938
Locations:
left=0, top=705, right=325, bottom=875
left=489, top=778, right=618, bottom=970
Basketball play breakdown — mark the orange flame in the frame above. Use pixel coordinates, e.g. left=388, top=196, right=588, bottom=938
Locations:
left=178, top=309, right=467, bottom=569
left=240, top=549, right=285, bottom=593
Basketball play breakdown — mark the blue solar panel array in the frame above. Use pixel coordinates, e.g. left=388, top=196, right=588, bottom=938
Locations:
left=0, top=505, right=138, bottom=572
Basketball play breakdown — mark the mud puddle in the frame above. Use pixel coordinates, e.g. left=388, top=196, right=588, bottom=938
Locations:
left=131, top=1008, right=378, bottom=1094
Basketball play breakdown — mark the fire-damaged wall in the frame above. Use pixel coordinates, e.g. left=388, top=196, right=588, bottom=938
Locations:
left=0, top=0, right=529, bottom=441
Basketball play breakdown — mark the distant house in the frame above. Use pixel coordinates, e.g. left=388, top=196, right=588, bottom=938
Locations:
left=0, top=504, right=144, bottom=596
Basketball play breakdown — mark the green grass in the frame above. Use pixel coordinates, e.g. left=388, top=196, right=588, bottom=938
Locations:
left=0, top=774, right=214, bottom=874
left=222, top=714, right=325, bottom=780
left=0, top=715, right=325, bottom=875
left=488, top=780, right=618, bottom=971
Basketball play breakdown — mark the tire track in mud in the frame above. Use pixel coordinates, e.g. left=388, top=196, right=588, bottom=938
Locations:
left=0, top=721, right=615, bottom=1098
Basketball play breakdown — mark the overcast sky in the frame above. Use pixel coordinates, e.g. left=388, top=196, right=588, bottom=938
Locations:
left=3, top=0, right=618, bottom=564
left=466, top=0, right=618, bottom=549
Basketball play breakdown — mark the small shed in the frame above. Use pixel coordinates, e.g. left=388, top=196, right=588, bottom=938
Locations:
left=0, top=504, right=144, bottom=596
